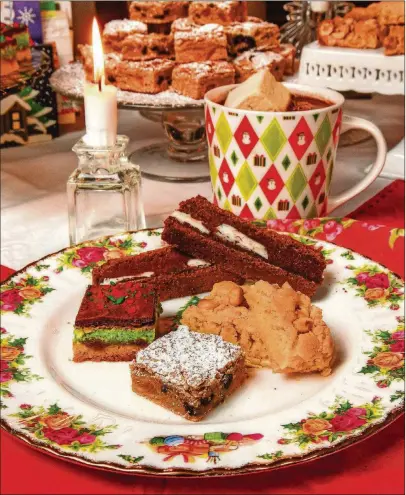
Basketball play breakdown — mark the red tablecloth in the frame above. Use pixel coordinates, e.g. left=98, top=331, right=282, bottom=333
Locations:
left=1, top=182, right=405, bottom=495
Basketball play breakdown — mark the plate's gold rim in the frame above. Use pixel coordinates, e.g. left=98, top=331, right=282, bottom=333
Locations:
left=1, top=228, right=404, bottom=477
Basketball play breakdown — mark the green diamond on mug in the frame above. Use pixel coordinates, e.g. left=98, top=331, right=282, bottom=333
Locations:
left=236, top=161, right=258, bottom=201
left=230, top=150, right=239, bottom=166
left=217, top=187, right=222, bottom=201
left=224, top=199, right=232, bottom=211
left=286, top=164, right=307, bottom=202
left=260, top=118, right=287, bottom=161
left=302, top=195, right=310, bottom=211
left=254, top=197, right=263, bottom=211
left=215, top=112, right=233, bottom=154
left=264, top=206, right=277, bottom=220
left=209, top=152, right=218, bottom=185
left=315, top=116, right=332, bottom=156
left=282, top=154, right=291, bottom=171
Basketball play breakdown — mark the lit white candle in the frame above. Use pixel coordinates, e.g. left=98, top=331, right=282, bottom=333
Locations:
left=83, top=18, right=117, bottom=147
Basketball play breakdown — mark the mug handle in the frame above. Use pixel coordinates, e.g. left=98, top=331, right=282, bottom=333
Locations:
left=328, top=114, right=387, bottom=213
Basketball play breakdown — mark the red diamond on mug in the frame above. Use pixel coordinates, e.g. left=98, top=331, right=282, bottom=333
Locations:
left=234, top=116, right=259, bottom=158
left=288, top=117, right=313, bottom=160
left=206, top=108, right=215, bottom=145
left=240, top=203, right=254, bottom=219
left=309, top=160, right=326, bottom=200
left=218, top=158, right=235, bottom=197
left=259, top=165, right=284, bottom=205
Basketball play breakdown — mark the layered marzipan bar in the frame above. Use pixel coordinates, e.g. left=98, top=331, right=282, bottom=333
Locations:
left=73, top=280, right=158, bottom=362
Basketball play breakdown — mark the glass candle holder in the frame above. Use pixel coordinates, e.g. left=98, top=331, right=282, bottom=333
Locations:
left=67, top=135, right=146, bottom=246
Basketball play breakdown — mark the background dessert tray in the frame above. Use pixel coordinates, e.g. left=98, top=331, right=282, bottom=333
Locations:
left=51, top=62, right=204, bottom=110
left=0, top=228, right=404, bottom=477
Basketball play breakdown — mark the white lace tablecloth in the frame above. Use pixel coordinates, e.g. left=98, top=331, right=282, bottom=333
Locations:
left=1, top=94, right=404, bottom=270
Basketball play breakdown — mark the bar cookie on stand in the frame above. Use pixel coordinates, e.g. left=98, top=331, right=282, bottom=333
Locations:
left=106, top=57, right=175, bottom=93
left=129, top=1, right=189, bottom=24
left=172, top=61, right=235, bottom=99
left=174, top=24, right=228, bottom=63
left=121, top=33, right=174, bottom=61
left=102, top=19, right=148, bottom=53
left=189, top=1, right=247, bottom=25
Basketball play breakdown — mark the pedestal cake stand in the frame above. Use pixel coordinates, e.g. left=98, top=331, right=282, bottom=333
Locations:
left=50, top=63, right=209, bottom=183
left=298, top=41, right=405, bottom=179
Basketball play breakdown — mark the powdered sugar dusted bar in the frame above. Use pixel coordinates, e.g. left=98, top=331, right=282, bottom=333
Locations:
left=189, top=1, right=247, bottom=26
left=129, top=1, right=189, bottom=24
left=130, top=325, right=246, bottom=421
left=172, top=61, right=235, bottom=99
left=103, top=19, right=148, bottom=53
left=226, top=20, right=280, bottom=55
left=174, top=24, right=228, bottom=63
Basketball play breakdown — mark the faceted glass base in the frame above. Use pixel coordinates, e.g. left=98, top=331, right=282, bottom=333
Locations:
left=68, top=135, right=146, bottom=245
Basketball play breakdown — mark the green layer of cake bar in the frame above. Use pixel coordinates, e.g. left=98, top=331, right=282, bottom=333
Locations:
left=74, top=327, right=155, bottom=345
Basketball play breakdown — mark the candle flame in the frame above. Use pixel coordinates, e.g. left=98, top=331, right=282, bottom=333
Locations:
left=92, top=17, right=104, bottom=88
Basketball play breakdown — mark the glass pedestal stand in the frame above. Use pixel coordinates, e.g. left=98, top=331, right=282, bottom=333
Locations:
left=129, top=108, right=210, bottom=183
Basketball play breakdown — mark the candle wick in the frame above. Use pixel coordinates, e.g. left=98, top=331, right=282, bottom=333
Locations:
left=98, top=78, right=102, bottom=92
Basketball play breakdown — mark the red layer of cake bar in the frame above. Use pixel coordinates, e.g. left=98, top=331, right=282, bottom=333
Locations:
left=162, top=196, right=325, bottom=284
left=75, top=280, right=157, bottom=328
left=162, top=219, right=317, bottom=296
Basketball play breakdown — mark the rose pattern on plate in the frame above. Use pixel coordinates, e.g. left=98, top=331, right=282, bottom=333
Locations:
left=265, top=218, right=355, bottom=242
left=55, top=235, right=148, bottom=276
left=360, top=317, right=405, bottom=388
left=344, top=264, right=404, bottom=309
left=147, top=432, right=263, bottom=464
left=0, top=330, right=42, bottom=408
left=0, top=275, right=55, bottom=316
left=278, top=397, right=384, bottom=449
left=10, top=403, right=121, bottom=453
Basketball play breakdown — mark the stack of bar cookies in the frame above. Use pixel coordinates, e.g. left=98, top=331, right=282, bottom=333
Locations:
left=77, top=1, right=297, bottom=98
left=318, top=1, right=404, bottom=56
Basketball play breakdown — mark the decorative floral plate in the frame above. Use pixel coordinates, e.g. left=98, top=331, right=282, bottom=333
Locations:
left=1, top=229, right=404, bottom=476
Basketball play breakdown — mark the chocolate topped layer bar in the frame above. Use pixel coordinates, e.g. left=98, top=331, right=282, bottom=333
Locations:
left=92, top=246, right=244, bottom=301
left=73, top=280, right=158, bottom=362
left=162, top=196, right=326, bottom=296
left=130, top=325, right=246, bottom=421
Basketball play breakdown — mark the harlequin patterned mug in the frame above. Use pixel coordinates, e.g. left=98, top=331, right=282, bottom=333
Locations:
left=204, top=84, right=387, bottom=220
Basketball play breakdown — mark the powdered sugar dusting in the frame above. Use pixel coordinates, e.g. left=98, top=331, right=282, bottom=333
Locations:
left=135, top=325, right=242, bottom=389
left=235, top=50, right=284, bottom=69
left=175, top=23, right=225, bottom=41
left=50, top=63, right=203, bottom=108
left=104, top=19, right=148, bottom=36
